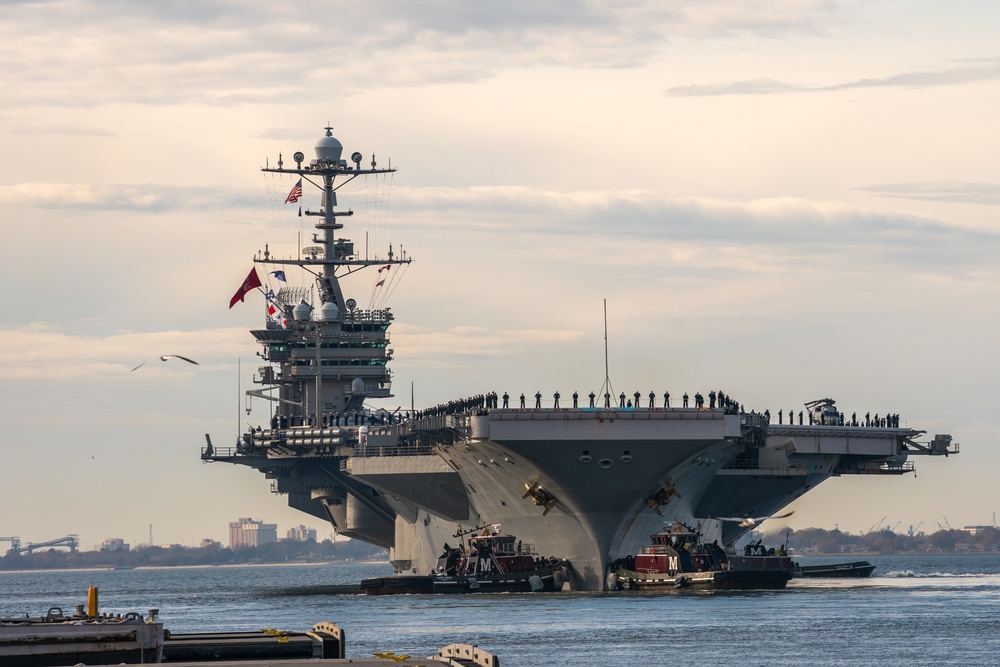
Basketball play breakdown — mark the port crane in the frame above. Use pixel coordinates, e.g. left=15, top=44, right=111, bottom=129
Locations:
left=0, top=536, right=22, bottom=554
left=865, top=516, right=887, bottom=535
left=25, top=534, right=79, bottom=553
left=0, top=534, right=79, bottom=554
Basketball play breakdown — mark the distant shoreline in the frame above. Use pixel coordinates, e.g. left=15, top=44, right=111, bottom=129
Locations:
left=0, top=560, right=391, bottom=575
left=794, top=551, right=999, bottom=557
left=5, top=553, right=999, bottom=575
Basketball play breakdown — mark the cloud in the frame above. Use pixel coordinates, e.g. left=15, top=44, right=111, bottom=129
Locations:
left=0, top=0, right=852, bottom=108
left=665, top=0, right=847, bottom=39
left=12, top=124, right=116, bottom=137
left=860, top=180, right=1000, bottom=206
left=389, top=186, right=1000, bottom=274
left=393, top=324, right=583, bottom=367
left=9, top=179, right=995, bottom=282
left=0, top=183, right=259, bottom=212
left=666, top=59, right=1000, bottom=96
left=0, top=323, right=246, bottom=380
left=667, top=78, right=818, bottom=96
left=6, top=178, right=997, bottom=282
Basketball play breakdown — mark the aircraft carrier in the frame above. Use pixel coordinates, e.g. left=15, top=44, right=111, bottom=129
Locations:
left=202, top=126, right=959, bottom=591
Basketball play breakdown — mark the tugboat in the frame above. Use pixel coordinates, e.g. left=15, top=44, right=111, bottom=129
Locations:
left=432, top=524, right=570, bottom=593
left=611, top=522, right=793, bottom=591
left=361, top=525, right=571, bottom=594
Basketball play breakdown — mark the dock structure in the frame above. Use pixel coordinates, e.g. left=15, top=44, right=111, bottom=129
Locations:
left=164, top=628, right=496, bottom=665
left=2, top=613, right=496, bottom=667
left=163, top=623, right=345, bottom=662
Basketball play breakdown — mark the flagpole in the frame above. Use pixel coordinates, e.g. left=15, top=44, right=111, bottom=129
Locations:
left=237, top=358, right=241, bottom=444
left=315, top=321, right=321, bottom=425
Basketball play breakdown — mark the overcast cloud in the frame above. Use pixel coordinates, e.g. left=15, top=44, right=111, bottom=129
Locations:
left=1, top=0, right=998, bottom=547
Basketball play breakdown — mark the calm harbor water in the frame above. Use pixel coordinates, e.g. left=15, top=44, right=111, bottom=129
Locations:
left=2, top=554, right=999, bottom=666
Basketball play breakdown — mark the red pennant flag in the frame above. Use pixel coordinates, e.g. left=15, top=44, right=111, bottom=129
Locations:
left=229, top=267, right=262, bottom=308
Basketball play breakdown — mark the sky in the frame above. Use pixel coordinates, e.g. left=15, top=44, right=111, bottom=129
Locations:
left=1, top=0, right=998, bottom=550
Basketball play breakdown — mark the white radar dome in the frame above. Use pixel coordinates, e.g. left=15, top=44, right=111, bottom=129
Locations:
left=292, top=300, right=312, bottom=322
left=319, top=301, right=340, bottom=321
left=351, top=378, right=365, bottom=394
left=315, top=127, right=344, bottom=163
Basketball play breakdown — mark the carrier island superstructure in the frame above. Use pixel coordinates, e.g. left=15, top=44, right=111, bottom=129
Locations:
left=202, top=127, right=959, bottom=591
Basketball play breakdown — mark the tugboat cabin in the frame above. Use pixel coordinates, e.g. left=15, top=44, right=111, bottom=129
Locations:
left=438, top=527, right=541, bottom=576
left=633, top=531, right=727, bottom=575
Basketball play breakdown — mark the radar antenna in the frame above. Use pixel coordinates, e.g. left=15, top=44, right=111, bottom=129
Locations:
left=598, top=299, right=614, bottom=406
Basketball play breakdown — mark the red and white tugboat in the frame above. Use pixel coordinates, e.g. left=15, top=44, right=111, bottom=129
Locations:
left=612, top=523, right=792, bottom=591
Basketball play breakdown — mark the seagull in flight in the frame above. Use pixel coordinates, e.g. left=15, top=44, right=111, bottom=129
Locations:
left=709, top=511, right=794, bottom=528
left=131, top=355, right=200, bottom=371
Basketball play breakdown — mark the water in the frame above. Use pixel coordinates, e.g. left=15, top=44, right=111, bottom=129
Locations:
left=2, top=555, right=999, bottom=666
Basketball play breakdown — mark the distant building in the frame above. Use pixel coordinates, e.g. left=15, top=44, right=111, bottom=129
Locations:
left=99, top=538, right=129, bottom=552
left=962, top=525, right=998, bottom=536
left=287, top=525, right=318, bottom=542
left=228, top=518, right=278, bottom=549
left=200, top=538, right=220, bottom=548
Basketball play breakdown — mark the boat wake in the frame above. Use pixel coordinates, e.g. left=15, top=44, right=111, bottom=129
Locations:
left=881, top=570, right=998, bottom=578
left=881, top=569, right=918, bottom=578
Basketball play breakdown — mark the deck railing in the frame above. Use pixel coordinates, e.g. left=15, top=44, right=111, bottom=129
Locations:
left=351, top=444, right=437, bottom=458
left=722, top=459, right=807, bottom=472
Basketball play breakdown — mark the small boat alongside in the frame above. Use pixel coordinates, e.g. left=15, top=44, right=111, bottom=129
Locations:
left=611, top=525, right=793, bottom=591
left=728, top=539, right=796, bottom=576
left=794, top=560, right=876, bottom=578
left=361, top=524, right=571, bottom=594
left=358, top=574, right=436, bottom=595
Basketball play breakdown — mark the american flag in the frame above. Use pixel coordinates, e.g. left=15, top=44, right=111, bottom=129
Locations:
left=284, top=179, right=303, bottom=203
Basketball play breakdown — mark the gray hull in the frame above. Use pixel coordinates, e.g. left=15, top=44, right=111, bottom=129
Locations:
left=345, top=407, right=932, bottom=590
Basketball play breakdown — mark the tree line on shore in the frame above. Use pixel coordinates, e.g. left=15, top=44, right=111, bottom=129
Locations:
left=3, top=526, right=997, bottom=570
left=759, top=526, right=999, bottom=554
left=0, top=538, right=387, bottom=571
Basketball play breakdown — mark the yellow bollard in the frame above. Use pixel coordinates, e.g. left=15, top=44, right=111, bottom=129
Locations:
left=87, top=587, right=98, bottom=618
